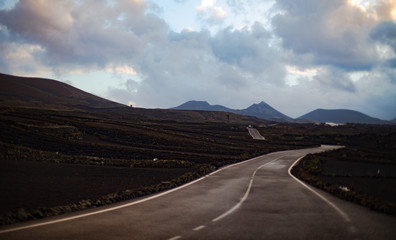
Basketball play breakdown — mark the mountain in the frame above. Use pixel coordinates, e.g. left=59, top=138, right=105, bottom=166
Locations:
left=173, top=100, right=291, bottom=121
left=298, top=109, right=388, bottom=124
left=0, top=73, right=123, bottom=110
left=0, top=73, right=264, bottom=124
left=173, top=100, right=232, bottom=112
left=4, top=73, right=389, bottom=125
left=236, top=101, right=291, bottom=120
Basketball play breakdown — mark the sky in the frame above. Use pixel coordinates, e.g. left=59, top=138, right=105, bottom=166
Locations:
left=0, top=0, right=395, bottom=120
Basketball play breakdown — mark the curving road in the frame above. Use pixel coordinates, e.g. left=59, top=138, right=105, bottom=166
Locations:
left=247, top=127, right=265, bottom=140
left=1, top=146, right=395, bottom=240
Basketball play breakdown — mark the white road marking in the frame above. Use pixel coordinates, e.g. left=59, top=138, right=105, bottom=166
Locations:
left=287, top=156, right=351, bottom=223
left=0, top=176, right=208, bottom=234
left=0, top=151, right=281, bottom=234
left=212, top=156, right=284, bottom=222
left=288, top=148, right=360, bottom=239
left=168, top=235, right=182, bottom=240
left=193, top=225, right=206, bottom=231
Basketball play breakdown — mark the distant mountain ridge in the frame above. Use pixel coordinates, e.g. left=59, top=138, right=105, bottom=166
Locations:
left=297, top=109, right=389, bottom=125
left=173, top=101, right=394, bottom=124
left=172, top=100, right=291, bottom=121
left=2, top=73, right=393, bottom=124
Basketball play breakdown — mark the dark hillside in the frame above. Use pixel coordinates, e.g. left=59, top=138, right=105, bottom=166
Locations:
left=0, top=73, right=123, bottom=110
left=0, top=73, right=264, bottom=124
left=298, top=109, right=387, bottom=124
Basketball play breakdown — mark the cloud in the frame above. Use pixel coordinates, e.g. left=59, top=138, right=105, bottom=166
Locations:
left=215, top=64, right=247, bottom=89
left=355, top=66, right=396, bottom=119
left=101, top=23, right=285, bottom=108
left=0, top=0, right=74, bottom=41
left=370, top=20, right=396, bottom=67
left=375, top=0, right=396, bottom=21
left=370, top=21, right=396, bottom=51
left=0, top=40, right=49, bottom=76
left=272, top=0, right=380, bottom=70
left=313, top=67, right=357, bottom=92
left=196, top=0, right=227, bottom=24
left=126, top=79, right=140, bottom=92
left=209, top=22, right=282, bottom=79
left=0, top=0, right=395, bottom=120
left=196, top=0, right=216, bottom=13
left=363, top=93, right=396, bottom=120
left=212, top=6, right=227, bottom=19
left=105, top=65, right=137, bottom=76
left=0, top=0, right=152, bottom=70
left=226, top=0, right=248, bottom=14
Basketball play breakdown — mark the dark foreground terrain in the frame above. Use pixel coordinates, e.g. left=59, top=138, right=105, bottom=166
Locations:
left=291, top=126, right=396, bottom=215
left=2, top=105, right=395, bottom=224
left=1, top=73, right=395, bottom=225
left=0, top=105, right=316, bottom=224
left=0, top=160, right=189, bottom=215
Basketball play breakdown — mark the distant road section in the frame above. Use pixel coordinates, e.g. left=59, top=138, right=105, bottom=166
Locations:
left=247, top=127, right=265, bottom=140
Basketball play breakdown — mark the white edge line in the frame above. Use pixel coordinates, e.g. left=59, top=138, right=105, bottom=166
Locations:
left=0, top=175, right=206, bottom=234
left=0, top=151, right=282, bottom=234
left=287, top=156, right=351, bottom=222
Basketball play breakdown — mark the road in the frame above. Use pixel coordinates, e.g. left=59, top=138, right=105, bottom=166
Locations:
left=247, top=127, right=265, bottom=140
left=1, top=146, right=395, bottom=240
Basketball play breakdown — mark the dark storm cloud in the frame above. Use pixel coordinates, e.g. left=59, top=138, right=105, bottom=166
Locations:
left=272, top=0, right=379, bottom=71
left=370, top=21, right=396, bottom=52
left=313, top=67, right=356, bottom=93
left=365, top=93, right=396, bottom=120
left=370, top=22, right=396, bottom=80
left=0, top=0, right=152, bottom=68
left=210, top=27, right=259, bottom=65
left=209, top=22, right=282, bottom=77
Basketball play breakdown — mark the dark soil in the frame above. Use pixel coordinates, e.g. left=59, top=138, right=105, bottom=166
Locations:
left=291, top=133, right=396, bottom=216
left=1, top=105, right=396, bottom=223
left=320, top=176, right=396, bottom=204
left=0, top=160, right=189, bottom=215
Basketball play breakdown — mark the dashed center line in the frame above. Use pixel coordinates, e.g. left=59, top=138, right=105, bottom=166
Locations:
left=168, top=235, right=182, bottom=240
left=167, top=155, right=285, bottom=240
left=193, top=225, right=206, bottom=231
left=212, top=156, right=284, bottom=222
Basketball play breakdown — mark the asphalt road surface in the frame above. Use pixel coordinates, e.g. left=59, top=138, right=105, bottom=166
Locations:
left=247, top=127, right=265, bottom=140
left=1, top=146, right=395, bottom=240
